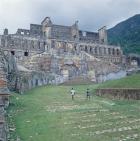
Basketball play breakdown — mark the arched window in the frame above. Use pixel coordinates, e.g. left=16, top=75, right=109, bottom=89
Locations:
left=85, top=46, right=88, bottom=52
left=108, top=48, right=111, bottom=55
left=90, top=47, right=92, bottom=53
left=31, top=40, right=34, bottom=48
left=95, top=47, right=97, bottom=54
left=24, top=39, right=28, bottom=49
left=112, top=48, right=115, bottom=55
left=117, top=49, right=120, bottom=56
left=99, top=47, right=102, bottom=54
left=104, top=48, right=106, bottom=54
left=38, top=41, right=40, bottom=49
left=74, top=45, right=77, bottom=51
left=1, top=38, right=5, bottom=47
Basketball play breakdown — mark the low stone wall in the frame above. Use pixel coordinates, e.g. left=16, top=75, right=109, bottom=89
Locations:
left=96, top=88, right=140, bottom=100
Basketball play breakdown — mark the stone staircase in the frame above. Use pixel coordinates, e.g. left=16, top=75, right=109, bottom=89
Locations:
left=17, top=52, right=52, bottom=72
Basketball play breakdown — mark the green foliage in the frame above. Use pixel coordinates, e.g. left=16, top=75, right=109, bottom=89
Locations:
left=108, top=14, right=140, bottom=54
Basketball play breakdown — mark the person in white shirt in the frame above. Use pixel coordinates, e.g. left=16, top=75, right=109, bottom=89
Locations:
left=70, top=88, right=75, bottom=100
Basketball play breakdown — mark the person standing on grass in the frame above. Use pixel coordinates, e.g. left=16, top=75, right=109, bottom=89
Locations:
left=71, top=88, right=75, bottom=100
left=86, top=88, right=90, bottom=100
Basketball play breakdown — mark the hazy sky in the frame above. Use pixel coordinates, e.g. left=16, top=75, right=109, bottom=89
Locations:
left=0, top=0, right=140, bottom=33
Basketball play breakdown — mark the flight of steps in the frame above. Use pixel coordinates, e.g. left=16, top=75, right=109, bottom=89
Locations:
left=17, top=52, right=52, bottom=71
left=80, top=51, right=119, bottom=74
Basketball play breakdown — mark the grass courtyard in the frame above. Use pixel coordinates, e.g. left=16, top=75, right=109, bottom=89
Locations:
left=8, top=82, right=140, bottom=141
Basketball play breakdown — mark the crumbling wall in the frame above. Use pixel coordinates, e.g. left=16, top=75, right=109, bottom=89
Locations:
left=16, top=29, right=30, bottom=36
left=15, top=71, right=49, bottom=93
left=30, top=24, right=42, bottom=37
left=0, top=34, right=46, bottom=58
left=79, top=30, right=99, bottom=43
left=0, top=50, right=10, bottom=141
left=98, top=26, right=108, bottom=44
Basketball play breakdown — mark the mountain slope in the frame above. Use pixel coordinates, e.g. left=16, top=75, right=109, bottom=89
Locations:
left=108, top=14, right=140, bottom=54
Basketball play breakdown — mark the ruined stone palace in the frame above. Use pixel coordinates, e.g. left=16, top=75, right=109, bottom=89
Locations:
left=0, top=17, right=125, bottom=139
left=0, top=17, right=124, bottom=93
left=0, top=17, right=122, bottom=63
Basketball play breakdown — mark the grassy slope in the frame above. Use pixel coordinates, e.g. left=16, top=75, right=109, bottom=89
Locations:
left=8, top=84, right=140, bottom=141
left=97, top=74, right=140, bottom=88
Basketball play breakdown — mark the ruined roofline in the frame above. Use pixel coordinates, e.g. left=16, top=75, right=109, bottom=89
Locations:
left=41, top=16, right=108, bottom=31
left=16, top=28, right=30, bottom=36
left=10, top=19, right=106, bottom=36
left=41, top=17, right=78, bottom=28
left=17, top=28, right=30, bottom=31
left=41, top=17, right=51, bottom=25
left=98, top=26, right=107, bottom=31
left=15, top=24, right=42, bottom=33
left=5, top=34, right=44, bottom=41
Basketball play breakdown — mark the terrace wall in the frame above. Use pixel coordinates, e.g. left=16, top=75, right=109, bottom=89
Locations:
left=96, top=88, right=140, bottom=100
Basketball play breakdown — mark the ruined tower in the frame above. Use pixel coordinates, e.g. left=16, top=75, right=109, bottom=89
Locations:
left=41, top=17, right=52, bottom=39
left=71, top=21, right=79, bottom=41
left=3, top=28, right=8, bottom=36
left=98, top=26, right=108, bottom=45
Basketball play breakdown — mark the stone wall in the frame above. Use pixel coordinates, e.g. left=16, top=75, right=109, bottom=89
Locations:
left=78, top=43, right=122, bottom=64
left=16, top=29, right=30, bottom=36
left=79, top=30, right=99, bottom=43
left=98, top=26, right=108, bottom=44
left=96, top=88, right=140, bottom=100
left=0, top=17, right=125, bottom=93
left=30, top=24, right=42, bottom=37
left=0, top=17, right=123, bottom=65
left=51, top=25, right=73, bottom=40
left=0, top=34, right=46, bottom=58
left=15, top=71, right=48, bottom=93
left=0, top=51, right=10, bottom=141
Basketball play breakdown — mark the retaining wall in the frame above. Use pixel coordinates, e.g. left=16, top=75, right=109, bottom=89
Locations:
left=96, top=88, right=140, bottom=100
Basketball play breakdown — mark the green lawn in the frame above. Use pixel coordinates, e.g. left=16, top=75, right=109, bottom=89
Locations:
left=98, top=73, right=140, bottom=88
left=8, top=84, right=140, bottom=141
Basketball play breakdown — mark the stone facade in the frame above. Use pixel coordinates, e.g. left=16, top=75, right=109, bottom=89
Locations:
left=0, top=17, right=122, bottom=64
left=0, top=17, right=125, bottom=93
